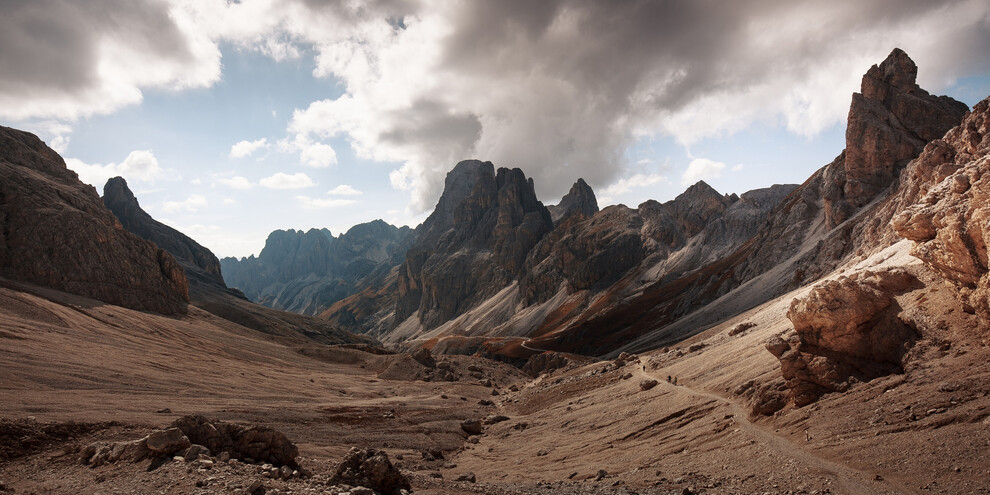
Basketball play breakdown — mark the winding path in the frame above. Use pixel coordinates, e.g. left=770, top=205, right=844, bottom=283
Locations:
left=632, top=359, right=917, bottom=495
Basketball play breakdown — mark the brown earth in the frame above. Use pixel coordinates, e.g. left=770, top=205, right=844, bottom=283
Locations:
left=2, top=241, right=989, bottom=494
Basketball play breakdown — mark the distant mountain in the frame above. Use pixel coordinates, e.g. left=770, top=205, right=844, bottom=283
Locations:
left=221, top=220, right=412, bottom=316
left=0, top=126, right=189, bottom=314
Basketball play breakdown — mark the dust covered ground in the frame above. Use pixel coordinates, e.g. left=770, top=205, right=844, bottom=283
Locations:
left=2, top=245, right=990, bottom=495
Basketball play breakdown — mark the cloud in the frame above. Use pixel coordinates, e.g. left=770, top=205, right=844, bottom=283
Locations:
left=259, top=172, right=315, bottom=189
left=601, top=173, right=667, bottom=197
left=229, top=138, right=269, bottom=158
left=272, top=0, right=990, bottom=212
left=219, top=176, right=253, bottom=189
left=300, top=142, right=338, bottom=168
left=731, top=164, right=744, bottom=172
left=162, top=194, right=207, bottom=213
left=327, top=184, right=362, bottom=196
left=0, top=0, right=219, bottom=121
left=66, top=150, right=165, bottom=188
left=682, top=158, right=726, bottom=186
left=295, top=195, right=357, bottom=208
left=8, top=0, right=990, bottom=214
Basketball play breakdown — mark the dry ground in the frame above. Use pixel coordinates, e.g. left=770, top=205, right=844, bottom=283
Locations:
left=1, top=243, right=989, bottom=494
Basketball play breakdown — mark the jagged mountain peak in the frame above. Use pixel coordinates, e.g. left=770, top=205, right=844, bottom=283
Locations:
left=866, top=47, right=918, bottom=95
left=549, top=177, right=599, bottom=223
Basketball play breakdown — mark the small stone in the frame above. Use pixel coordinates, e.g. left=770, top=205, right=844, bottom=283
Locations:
left=279, top=465, right=292, bottom=479
left=456, top=472, right=476, bottom=483
left=640, top=379, right=658, bottom=391
left=350, top=487, right=374, bottom=495
left=461, top=419, right=483, bottom=435
left=509, top=384, right=519, bottom=392
left=595, top=469, right=608, bottom=481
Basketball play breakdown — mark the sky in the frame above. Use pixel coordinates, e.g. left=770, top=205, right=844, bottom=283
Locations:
left=2, top=0, right=990, bottom=259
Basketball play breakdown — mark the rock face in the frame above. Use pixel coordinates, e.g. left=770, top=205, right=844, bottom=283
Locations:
left=328, top=447, right=410, bottom=495
left=0, top=126, right=189, bottom=314
left=221, top=221, right=412, bottom=315
left=893, top=96, right=990, bottom=327
left=769, top=269, right=918, bottom=406
left=547, top=178, right=599, bottom=223
left=103, top=176, right=226, bottom=287
left=824, top=48, right=968, bottom=227
left=395, top=160, right=553, bottom=329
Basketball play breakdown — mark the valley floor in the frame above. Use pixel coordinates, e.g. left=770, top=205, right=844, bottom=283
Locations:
left=2, top=244, right=989, bottom=495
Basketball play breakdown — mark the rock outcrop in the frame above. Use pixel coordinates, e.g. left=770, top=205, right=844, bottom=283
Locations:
left=768, top=269, right=918, bottom=406
left=548, top=178, right=599, bottom=223
left=221, top=221, right=412, bottom=315
left=893, top=96, right=990, bottom=327
left=103, top=176, right=226, bottom=287
left=171, top=415, right=299, bottom=467
left=824, top=48, right=968, bottom=227
left=81, top=416, right=300, bottom=468
left=0, top=126, right=189, bottom=314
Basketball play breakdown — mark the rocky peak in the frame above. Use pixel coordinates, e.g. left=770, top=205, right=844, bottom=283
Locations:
left=548, top=178, right=599, bottom=223
left=862, top=48, right=918, bottom=98
left=427, top=160, right=497, bottom=237
left=103, top=176, right=226, bottom=287
left=825, top=48, right=969, bottom=226
left=665, top=180, right=734, bottom=237
left=395, top=161, right=552, bottom=328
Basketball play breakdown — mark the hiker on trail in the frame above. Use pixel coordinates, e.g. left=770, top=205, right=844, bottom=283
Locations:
left=667, top=375, right=671, bottom=383
left=673, top=376, right=678, bottom=385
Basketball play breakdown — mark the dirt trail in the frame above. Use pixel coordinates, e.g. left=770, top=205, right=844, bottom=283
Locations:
left=633, top=359, right=917, bottom=495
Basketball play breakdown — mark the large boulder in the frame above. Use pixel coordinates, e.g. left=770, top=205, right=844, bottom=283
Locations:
left=770, top=269, right=918, bottom=406
left=328, top=447, right=411, bottom=495
left=171, top=415, right=299, bottom=467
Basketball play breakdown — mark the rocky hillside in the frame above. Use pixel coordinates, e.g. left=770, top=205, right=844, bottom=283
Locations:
left=0, top=126, right=189, bottom=314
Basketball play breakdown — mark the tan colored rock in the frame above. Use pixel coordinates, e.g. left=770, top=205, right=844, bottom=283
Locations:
left=771, top=269, right=918, bottom=406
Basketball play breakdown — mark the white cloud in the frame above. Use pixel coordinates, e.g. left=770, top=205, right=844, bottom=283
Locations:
left=327, top=184, right=362, bottom=196
left=295, top=196, right=357, bottom=208
left=162, top=194, right=207, bottom=213
left=259, top=172, right=315, bottom=189
left=223, top=197, right=236, bottom=205
left=229, top=138, right=269, bottom=158
left=731, top=164, right=745, bottom=172
left=219, top=176, right=253, bottom=189
left=66, top=149, right=165, bottom=188
left=682, top=158, right=727, bottom=186
left=601, top=173, right=667, bottom=197
left=300, top=142, right=338, bottom=168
